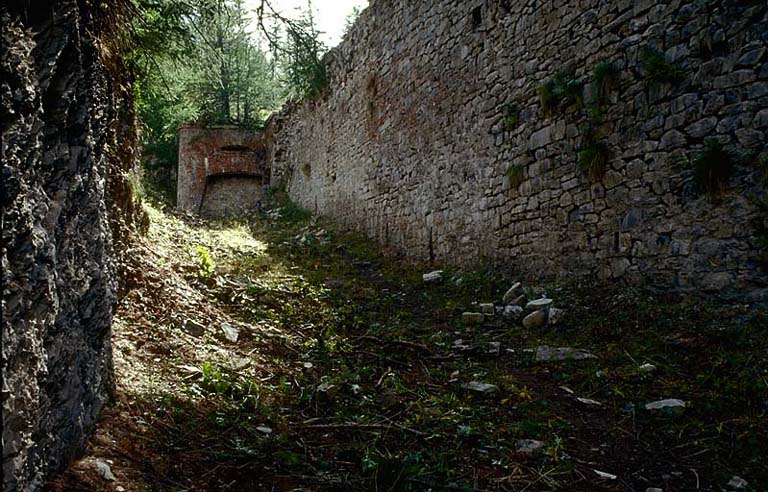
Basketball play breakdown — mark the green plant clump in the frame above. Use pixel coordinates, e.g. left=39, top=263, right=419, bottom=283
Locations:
left=538, top=72, right=583, bottom=117
left=506, top=164, right=525, bottom=190
left=196, top=245, right=215, bottom=279
left=592, top=61, right=620, bottom=103
left=693, top=140, right=734, bottom=196
left=577, top=135, right=610, bottom=182
left=640, top=47, right=685, bottom=85
left=501, top=103, right=519, bottom=131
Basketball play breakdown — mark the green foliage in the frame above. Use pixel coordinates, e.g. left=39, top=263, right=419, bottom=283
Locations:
left=578, top=132, right=610, bottom=181
left=693, top=140, right=734, bottom=196
left=640, top=47, right=685, bottom=85
left=592, top=61, right=619, bottom=103
left=506, top=164, right=525, bottom=190
left=538, top=72, right=583, bottom=117
left=501, top=103, right=519, bottom=131
left=196, top=245, right=215, bottom=279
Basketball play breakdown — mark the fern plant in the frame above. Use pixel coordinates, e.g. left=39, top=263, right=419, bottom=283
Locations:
left=196, top=245, right=215, bottom=279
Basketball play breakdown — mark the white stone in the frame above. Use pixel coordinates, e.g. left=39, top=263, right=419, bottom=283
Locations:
left=644, top=399, right=686, bottom=414
left=638, top=363, right=656, bottom=373
left=535, top=346, right=596, bottom=362
left=502, top=305, right=523, bottom=321
left=577, top=397, right=602, bottom=406
left=220, top=323, right=240, bottom=343
left=526, top=298, right=553, bottom=311
left=515, top=439, right=545, bottom=455
left=502, top=282, right=523, bottom=304
left=95, top=460, right=116, bottom=482
left=547, top=307, right=565, bottom=325
left=462, top=381, right=499, bottom=396
left=423, top=270, right=444, bottom=282
left=728, top=476, right=748, bottom=489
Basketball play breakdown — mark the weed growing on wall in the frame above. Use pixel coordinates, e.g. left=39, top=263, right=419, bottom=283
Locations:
left=693, top=140, right=734, bottom=196
left=501, top=103, right=519, bottom=131
left=506, top=164, right=525, bottom=190
left=592, top=61, right=619, bottom=103
left=640, top=47, right=685, bottom=85
left=577, top=132, right=610, bottom=181
left=538, top=72, right=583, bottom=117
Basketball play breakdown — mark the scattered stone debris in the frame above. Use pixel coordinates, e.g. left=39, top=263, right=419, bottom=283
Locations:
left=514, top=439, right=545, bottom=455
left=423, top=270, right=444, bottom=283
left=220, top=322, right=240, bottom=343
left=522, top=310, right=547, bottom=329
left=644, top=399, right=686, bottom=415
left=645, top=488, right=663, bottom=492
left=502, top=305, right=524, bottom=321
left=480, top=303, right=495, bottom=315
left=526, top=298, right=553, bottom=312
left=547, top=307, right=566, bottom=325
left=535, top=346, right=596, bottom=362
left=462, top=312, right=485, bottom=325
left=638, top=363, right=657, bottom=373
left=256, top=426, right=273, bottom=435
left=94, top=460, right=116, bottom=482
left=727, top=476, right=749, bottom=489
left=462, top=381, right=499, bottom=396
left=181, top=319, right=206, bottom=337
left=593, top=469, right=617, bottom=480
left=502, top=282, right=524, bottom=304
left=577, top=397, right=603, bottom=407
left=487, top=341, right=501, bottom=355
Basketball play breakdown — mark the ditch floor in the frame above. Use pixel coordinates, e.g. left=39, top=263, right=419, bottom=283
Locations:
left=50, top=195, right=767, bottom=492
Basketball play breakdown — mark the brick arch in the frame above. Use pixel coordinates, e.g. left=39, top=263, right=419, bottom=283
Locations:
left=177, top=125, right=270, bottom=214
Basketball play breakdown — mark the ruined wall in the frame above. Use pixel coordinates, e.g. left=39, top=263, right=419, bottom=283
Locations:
left=268, top=0, right=768, bottom=290
left=1, top=2, right=142, bottom=490
left=177, top=126, right=269, bottom=217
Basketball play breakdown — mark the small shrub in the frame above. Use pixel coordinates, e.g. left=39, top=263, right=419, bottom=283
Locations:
left=592, top=61, right=619, bottom=102
left=693, top=140, right=734, bottom=196
left=501, top=103, right=519, bottom=130
left=577, top=134, right=610, bottom=182
left=640, top=47, right=685, bottom=85
left=538, top=72, right=583, bottom=117
left=506, top=164, right=525, bottom=190
left=196, top=245, right=215, bottom=279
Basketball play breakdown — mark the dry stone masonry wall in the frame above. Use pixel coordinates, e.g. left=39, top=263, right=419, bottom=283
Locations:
left=268, top=0, right=768, bottom=291
left=2, top=2, right=142, bottom=490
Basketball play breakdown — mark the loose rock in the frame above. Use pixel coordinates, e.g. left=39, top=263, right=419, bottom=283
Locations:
left=423, top=270, right=444, bottom=282
left=462, top=312, right=485, bottom=325
left=638, top=363, right=657, bottom=373
left=535, top=346, right=596, bottom=362
left=547, top=307, right=565, bottom=325
left=514, top=439, right=545, bottom=455
left=220, top=323, right=240, bottom=343
left=462, top=381, right=499, bottom=396
left=480, top=303, right=495, bottom=315
left=94, top=460, right=116, bottom=482
left=502, top=282, right=523, bottom=304
left=522, top=310, right=547, bottom=329
left=728, top=476, right=748, bottom=489
left=502, top=305, right=524, bottom=321
left=526, top=298, right=553, bottom=312
left=182, top=319, right=206, bottom=337
left=644, top=399, right=686, bottom=415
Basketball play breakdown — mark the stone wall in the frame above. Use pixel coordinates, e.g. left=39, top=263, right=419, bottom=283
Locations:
left=1, top=2, right=142, bottom=490
left=267, top=0, right=768, bottom=290
left=177, top=126, right=269, bottom=216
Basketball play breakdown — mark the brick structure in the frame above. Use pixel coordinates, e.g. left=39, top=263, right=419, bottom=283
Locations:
left=177, top=125, right=269, bottom=216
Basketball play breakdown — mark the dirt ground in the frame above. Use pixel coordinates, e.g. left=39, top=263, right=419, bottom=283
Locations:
left=49, top=195, right=767, bottom=492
